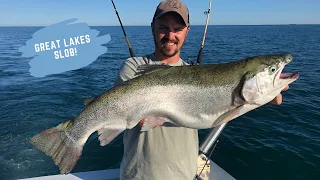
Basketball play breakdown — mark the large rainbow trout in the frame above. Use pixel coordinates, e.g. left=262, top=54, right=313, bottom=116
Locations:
left=30, top=54, right=299, bottom=174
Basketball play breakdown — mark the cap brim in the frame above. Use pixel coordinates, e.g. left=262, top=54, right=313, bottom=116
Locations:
left=154, top=11, right=188, bottom=26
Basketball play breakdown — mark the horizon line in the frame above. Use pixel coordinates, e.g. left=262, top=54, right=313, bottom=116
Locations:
left=0, top=23, right=319, bottom=27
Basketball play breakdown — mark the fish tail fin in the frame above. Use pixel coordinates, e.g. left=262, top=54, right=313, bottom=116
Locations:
left=30, top=120, right=83, bottom=174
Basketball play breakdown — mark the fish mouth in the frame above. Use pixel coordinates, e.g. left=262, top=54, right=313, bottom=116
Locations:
left=280, top=72, right=299, bottom=79
left=274, top=62, right=299, bottom=88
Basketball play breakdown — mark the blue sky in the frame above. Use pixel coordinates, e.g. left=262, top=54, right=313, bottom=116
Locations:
left=0, top=0, right=319, bottom=26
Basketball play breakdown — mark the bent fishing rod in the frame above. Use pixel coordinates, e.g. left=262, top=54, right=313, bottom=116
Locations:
left=110, top=0, right=135, bottom=57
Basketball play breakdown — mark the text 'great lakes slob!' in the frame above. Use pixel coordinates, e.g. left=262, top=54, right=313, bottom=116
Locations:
left=34, top=35, right=90, bottom=59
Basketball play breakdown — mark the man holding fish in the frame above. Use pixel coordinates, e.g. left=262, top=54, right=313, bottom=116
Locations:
left=114, top=0, right=290, bottom=180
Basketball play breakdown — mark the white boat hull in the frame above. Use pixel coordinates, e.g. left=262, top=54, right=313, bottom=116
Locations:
left=20, top=160, right=235, bottom=180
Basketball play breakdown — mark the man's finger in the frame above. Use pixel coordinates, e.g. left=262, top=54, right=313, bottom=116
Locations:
left=270, top=94, right=283, bottom=105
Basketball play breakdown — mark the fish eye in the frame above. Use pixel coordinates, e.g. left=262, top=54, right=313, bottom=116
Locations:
left=269, top=65, right=277, bottom=74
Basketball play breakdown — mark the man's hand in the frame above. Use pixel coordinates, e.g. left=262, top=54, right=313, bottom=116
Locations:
left=269, top=85, right=290, bottom=105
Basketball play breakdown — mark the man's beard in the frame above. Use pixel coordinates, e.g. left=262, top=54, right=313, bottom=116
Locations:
left=154, top=37, right=180, bottom=58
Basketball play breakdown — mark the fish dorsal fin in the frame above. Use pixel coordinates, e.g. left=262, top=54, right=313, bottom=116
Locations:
left=135, top=64, right=171, bottom=76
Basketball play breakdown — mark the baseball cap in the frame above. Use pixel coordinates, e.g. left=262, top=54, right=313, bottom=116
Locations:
left=152, top=0, right=190, bottom=27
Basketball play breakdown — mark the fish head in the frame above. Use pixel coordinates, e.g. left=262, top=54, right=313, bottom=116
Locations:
left=241, top=54, right=299, bottom=105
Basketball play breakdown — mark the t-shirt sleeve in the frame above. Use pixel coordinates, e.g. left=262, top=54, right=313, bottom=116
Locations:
left=114, top=58, right=139, bottom=86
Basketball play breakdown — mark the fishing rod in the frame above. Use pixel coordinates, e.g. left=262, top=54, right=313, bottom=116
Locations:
left=195, top=0, right=230, bottom=179
left=196, top=0, right=227, bottom=155
left=195, top=0, right=225, bottom=155
left=110, top=0, right=135, bottom=57
left=195, top=0, right=212, bottom=65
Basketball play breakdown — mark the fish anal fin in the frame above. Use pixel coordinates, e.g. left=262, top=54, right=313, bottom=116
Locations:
left=140, top=116, right=168, bottom=132
left=98, top=128, right=125, bottom=146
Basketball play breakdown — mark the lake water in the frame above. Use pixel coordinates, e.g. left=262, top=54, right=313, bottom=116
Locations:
left=0, top=25, right=319, bottom=180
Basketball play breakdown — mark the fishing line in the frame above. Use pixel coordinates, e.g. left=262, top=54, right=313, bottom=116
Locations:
left=195, top=140, right=219, bottom=180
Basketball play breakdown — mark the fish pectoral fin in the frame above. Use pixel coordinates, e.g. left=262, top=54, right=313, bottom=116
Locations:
left=212, top=104, right=259, bottom=127
left=84, top=97, right=95, bottom=106
left=135, top=64, right=171, bottom=76
left=97, top=127, right=125, bottom=146
left=212, top=106, right=243, bottom=127
left=140, top=116, right=168, bottom=132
